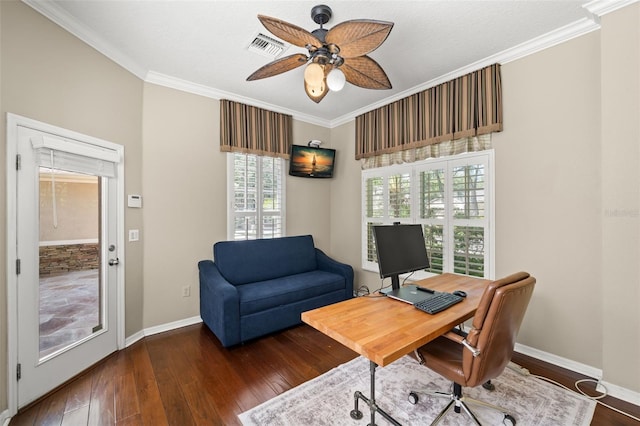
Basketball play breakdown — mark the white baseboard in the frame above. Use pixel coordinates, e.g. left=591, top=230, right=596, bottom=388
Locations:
left=124, top=316, right=203, bottom=347
left=598, top=380, right=640, bottom=406
left=515, top=342, right=640, bottom=405
left=515, top=342, right=603, bottom=379
left=2, top=409, right=11, bottom=426
left=124, top=329, right=146, bottom=347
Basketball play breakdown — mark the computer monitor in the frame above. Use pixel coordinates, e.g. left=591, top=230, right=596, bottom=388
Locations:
left=373, top=224, right=430, bottom=291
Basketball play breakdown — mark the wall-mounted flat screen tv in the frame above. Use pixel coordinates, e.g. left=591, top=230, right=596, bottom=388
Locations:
left=289, top=145, right=336, bottom=178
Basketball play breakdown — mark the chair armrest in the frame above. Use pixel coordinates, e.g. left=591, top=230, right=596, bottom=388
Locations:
left=442, top=330, right=465, bottom=343
left=198, top=260, right=241, bottom=347
left=442, top=330, right=480, bottom=357
left=315, top=248, right=354, bottom=299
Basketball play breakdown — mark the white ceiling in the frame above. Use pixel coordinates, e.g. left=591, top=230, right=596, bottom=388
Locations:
left=24, top=1, right=629, bottom=127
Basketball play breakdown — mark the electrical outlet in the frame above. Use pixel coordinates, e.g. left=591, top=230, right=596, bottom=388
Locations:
left=182, top=286, right=190, bottom=297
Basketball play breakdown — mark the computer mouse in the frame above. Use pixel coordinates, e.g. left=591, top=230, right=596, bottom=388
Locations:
left=453, top=290, right=467, bottom=298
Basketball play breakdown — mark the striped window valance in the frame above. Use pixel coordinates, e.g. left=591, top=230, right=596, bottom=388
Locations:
left=355, top=63, right=502, bottom=160
left=220, top=100, right=292, bottom=159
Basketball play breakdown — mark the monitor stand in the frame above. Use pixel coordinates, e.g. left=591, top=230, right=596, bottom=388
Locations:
left=380, top=274, right=401, bottom=295
left=390, top=274, right=400, bottom=291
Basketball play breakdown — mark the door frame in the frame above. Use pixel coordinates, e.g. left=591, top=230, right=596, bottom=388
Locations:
left=5, top=113, right=126, bottom=415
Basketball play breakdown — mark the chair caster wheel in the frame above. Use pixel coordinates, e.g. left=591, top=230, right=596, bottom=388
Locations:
left=482, top=380, right=495, bottom=391
left=350, top=409, right=363, bottom=420
left=503, top=414, right=516, bottom=425
left=408, top=391, right=419, bottom=404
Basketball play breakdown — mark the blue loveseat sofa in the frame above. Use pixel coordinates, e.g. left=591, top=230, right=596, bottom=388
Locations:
left=198, top=235, right=354, bottom=347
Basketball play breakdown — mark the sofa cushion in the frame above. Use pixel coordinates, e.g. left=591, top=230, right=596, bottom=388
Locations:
left=213, top=235, right=318, bottom=285
left=237, top=270, right=345, bottom=316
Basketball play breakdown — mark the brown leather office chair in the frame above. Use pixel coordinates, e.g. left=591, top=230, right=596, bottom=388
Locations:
left=409, top=271, right=536, bottom=426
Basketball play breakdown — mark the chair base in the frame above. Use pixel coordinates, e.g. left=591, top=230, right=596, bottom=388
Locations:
left=410, top=383, right=516, bottom=426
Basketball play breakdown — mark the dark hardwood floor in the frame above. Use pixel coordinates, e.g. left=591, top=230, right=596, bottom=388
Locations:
left=9, top=323, right=640, bottom=425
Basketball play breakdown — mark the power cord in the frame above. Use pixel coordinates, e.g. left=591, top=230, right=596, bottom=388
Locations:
left=369, top=276, right=422, bottom=298
left=507, top=362, right=640, bottom=422
left=370, top=277, right=391, bottom=296
left=402, top=271, right=415, bottom=286
left=355, top=285, right=370, bottom=297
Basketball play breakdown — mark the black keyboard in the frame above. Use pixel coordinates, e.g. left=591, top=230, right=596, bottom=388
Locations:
left=414, top=292, right=463, bottom=314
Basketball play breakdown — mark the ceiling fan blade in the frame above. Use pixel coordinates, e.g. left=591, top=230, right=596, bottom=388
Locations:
left=247, top=53, right=308, bottom=81
left=258, top=15, right=323, bottom=49
left=341, top=56, right=392, bottom=89
left=325, top=20, right=393, bottom=58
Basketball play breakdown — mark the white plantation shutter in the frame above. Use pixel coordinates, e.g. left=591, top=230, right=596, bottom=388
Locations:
left=228, top=153, right=285, bottom=240
left=364, top=177, right=384, bottom=265
left=388, top=173, right=411, bottom=219
left=449, top=160, right=488, bottom=277
left=362, top=152, right=493, bottom=280
left=361, top=168, right=415, bottom=271
left=419, top=167, right=446, bottom=274
left=260, top=156, right=284, bottom=238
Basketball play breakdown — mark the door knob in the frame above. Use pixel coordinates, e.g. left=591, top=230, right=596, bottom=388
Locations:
left=108, top=258, right=120, bottom=266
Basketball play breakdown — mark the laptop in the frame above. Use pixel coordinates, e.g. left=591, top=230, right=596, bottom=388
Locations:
left=384, top=285, right=435, bottom=305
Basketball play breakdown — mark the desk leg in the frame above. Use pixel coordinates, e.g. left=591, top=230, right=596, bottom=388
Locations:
left=349, top=360, right=402, bottom=426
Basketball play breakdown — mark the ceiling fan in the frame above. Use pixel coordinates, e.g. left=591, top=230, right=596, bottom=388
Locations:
left=246, top=4, right=394, bottom=103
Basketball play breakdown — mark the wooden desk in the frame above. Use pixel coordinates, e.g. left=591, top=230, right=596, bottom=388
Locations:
left=302, top=273, right=490, bottom=367
left=301, top=273, right=491, bottom=425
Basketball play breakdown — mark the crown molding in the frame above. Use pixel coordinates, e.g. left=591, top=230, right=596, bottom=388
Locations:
left=23, top=0, right=636, bottom=129
left=145, top=72, right=332, bottom=128
left=22, top=0, right=330, bottom=126
left=22, top=0, right=148, bottom=80
left=584, top=0, right=639, bottom=16
left=332, top=0, right=640, bottom=126
left=328, top=16, right=601, bottom=127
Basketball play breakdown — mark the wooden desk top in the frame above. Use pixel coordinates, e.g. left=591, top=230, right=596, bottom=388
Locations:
left=301, top=273, right=491, bottom=367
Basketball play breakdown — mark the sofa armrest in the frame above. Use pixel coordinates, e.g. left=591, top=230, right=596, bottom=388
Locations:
left=315, top=248, right=354, bottom=299
left=198, top=260, right=241, bottom=347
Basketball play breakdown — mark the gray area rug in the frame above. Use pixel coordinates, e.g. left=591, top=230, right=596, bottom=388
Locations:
left=239, top=355, right=595, bottom=426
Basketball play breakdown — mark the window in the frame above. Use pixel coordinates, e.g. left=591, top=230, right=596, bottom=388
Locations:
left=228, top=152, right=285, bottom=240
left=362, top=151, right=493, bottom=279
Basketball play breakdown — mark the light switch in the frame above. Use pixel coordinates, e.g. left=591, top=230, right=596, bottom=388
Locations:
left=129, top=229, right=140, bottom=242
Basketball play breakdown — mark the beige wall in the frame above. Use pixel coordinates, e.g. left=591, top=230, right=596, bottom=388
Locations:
left=495, top=3, right=639, bottom=393
left=494, top=32, right=603, bottom=367
left=600, top=5, right=640, bottom=392
left=2, top=0, right=639, bottom=415
left=140, top=83, right=336, bottom=330
left=286, top=121, right=333, bottom=251
left=141, top=83, right=222, bottom=328
left=329, top=120, right=366, bottom=287
left=0, top=0, right=144, bottom=410
left=0, top=0, right=5, bottom=413
left=39, top=179, right=99, bottom=242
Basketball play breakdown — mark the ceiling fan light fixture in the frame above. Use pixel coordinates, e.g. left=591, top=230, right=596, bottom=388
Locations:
left=304, top=78, right=328, bottom=103
left=306, top=81, right=326, bottom=96
left=326, top=67, right=346, bottom=91
left=304, top=62, right=325, bottom=86
left=248, top=5, right=394, bottom=103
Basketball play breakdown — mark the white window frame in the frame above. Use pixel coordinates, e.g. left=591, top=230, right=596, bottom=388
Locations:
left=227, top=152, right=286, bottom=240
left=362, top=150, right=495, bottom=281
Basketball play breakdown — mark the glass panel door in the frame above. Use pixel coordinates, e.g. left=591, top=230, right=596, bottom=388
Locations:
left=15, top=122, right=120, bottom=409
left=38, top=168, right=103, bottom=360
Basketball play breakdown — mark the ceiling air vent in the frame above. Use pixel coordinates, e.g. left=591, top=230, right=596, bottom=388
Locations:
left=247, top=32, right=288, bottom=59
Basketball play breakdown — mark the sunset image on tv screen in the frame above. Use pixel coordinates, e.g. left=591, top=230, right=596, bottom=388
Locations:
left=290, top=146, right=335, bottom=178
